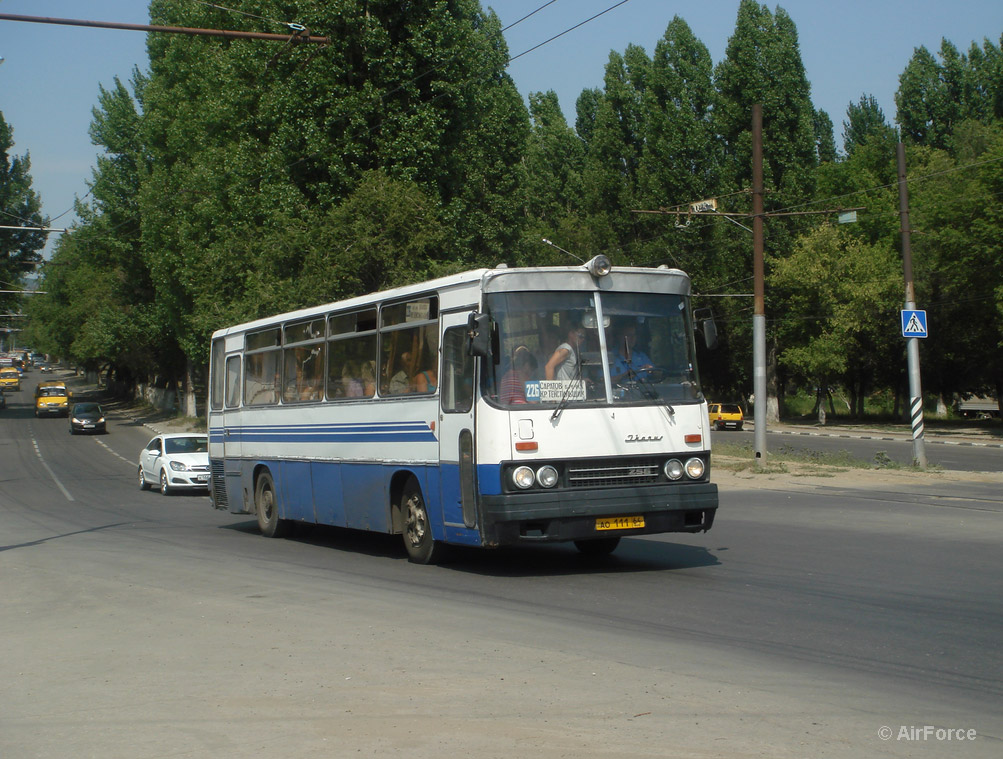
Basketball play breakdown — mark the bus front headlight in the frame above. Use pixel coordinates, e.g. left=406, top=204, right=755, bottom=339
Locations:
left=685, top=457, right=706, bottom=479
left=664, top=459, right=684, bottom=480
left=536, top=465, right=559, bottom=488
left=512, top=465, right=535, bottom=489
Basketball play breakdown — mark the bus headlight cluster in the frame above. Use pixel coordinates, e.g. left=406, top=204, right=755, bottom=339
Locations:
left=536, top=465, right=559, bottom=488
left=664, top=457, right=705, bottom=480
left=511, top=465, right=560, bottom=490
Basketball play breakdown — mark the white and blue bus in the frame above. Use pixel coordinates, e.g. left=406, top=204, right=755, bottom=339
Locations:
left=207, top=256, right=719, bottom=563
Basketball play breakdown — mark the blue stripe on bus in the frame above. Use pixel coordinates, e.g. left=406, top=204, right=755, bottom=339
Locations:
left=239, top=432, right=436, bottom=443
left=208, top=421, right=436, bottom=444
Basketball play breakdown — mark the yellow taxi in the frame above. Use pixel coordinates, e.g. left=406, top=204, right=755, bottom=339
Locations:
left=35, top=380, right=72, bottom=417
left=708, top=402, right=744, bottom=431
left=0, top=366, right=21, bottom=391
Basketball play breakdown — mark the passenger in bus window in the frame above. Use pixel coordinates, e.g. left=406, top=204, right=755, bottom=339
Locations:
left=300, top=382, right=322, bottom=401
left=500, top=346, right=537, bottom=404
left=545, top=323, right=584, bottom=381
left=361, top=360, right=376, bottom=397
left=342, top=361, right=364, bottom=397
left=414, top=366, right=437, bottom=393
left=389, top=351, right=412, bottom=394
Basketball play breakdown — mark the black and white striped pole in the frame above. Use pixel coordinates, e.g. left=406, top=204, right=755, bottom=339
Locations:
left=897, top=142, right=927, bottom=469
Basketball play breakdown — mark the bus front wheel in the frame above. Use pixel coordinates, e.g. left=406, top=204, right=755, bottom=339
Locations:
left=255, top=470, right=288, bottom=538
left=402, top=479, right=439, bottom=564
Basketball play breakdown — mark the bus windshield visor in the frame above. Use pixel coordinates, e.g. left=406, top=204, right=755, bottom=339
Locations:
left=482, top=291, right=701, bottom=407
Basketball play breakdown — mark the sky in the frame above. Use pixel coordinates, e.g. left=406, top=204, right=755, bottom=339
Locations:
left=2, top=0, right=1002, bottom=257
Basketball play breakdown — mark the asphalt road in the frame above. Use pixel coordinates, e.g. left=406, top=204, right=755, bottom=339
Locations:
left=2, top=377, right=1001, bottom=758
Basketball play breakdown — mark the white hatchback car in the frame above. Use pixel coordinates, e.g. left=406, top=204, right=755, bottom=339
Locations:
left=138, top=433, right=210, bottom=495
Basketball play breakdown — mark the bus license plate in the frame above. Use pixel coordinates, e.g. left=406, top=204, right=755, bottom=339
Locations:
left=595, top=516, right=645, bottom=531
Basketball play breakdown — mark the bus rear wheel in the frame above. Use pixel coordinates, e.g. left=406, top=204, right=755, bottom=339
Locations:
left=255, top=470, right=288, bottom=538
left=574, top=537, right=621, bottom=557
left=402, top=479, right=439, bottom=564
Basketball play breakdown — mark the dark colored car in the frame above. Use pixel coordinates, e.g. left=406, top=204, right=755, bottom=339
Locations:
left=69, top=403, right=107, bottom=434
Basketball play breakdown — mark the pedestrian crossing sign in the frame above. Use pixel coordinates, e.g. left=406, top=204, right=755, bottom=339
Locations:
left=901, top=309, right=928, bottom=338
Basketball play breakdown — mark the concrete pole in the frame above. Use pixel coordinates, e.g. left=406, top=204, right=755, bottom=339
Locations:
left=897, top=142, right=927, bottom=469
left=752, top=105, right=768, bottom=465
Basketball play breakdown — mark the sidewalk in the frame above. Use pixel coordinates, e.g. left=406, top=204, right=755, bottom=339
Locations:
left=758, top=419, right=1003, bottom=449
left=62, top=371, right=203, bottom=435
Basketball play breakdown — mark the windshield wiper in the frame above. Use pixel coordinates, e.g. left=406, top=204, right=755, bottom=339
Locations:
left=550, top=347, right=584, bottom=422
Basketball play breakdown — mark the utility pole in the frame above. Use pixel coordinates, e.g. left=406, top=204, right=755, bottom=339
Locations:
left=897, top=142, right=927, bottom=469
left=751, top=104, right=768, bottom=465
left=632, top=105, right=863, bottom=468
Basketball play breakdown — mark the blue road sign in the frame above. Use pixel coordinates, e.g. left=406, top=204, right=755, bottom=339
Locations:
left=901, top=309, right=928, bottom=338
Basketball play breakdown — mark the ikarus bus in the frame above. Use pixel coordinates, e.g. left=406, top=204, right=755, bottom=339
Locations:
left=207, top=256, right=719, bottom=563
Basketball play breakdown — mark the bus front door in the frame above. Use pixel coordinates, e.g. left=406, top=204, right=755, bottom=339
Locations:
left=437, top=316, right=478, bottom=538
left=221, top=352, right=244, bottom=510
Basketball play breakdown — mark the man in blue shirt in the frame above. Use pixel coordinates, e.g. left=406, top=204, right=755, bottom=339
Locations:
left=610, top=323, right=653, bottom=383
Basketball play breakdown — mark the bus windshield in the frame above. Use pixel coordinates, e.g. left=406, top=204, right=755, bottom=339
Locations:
left=482, top=290, right=702, bottom=408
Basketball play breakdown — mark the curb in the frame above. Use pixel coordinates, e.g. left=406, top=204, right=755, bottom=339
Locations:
left=768, top=427, right=1003, bottom=449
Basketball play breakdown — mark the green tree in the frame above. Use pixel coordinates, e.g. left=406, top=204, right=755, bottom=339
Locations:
left=574, top=87, right=602, bottom=148
left=842, top=94, right=896, bottom=157
left=814, top=108, right=837, bottom=164
left=0, top=112, right=47, bottom=318
left=714, top=0, right=818, bottom=209
left=580, top=46, right=649, bottom=247
left=135, top=0, right=529, bottom=408
left=896, top=44, right=958, bottom=149
left=712, top=0, right=820, bottom=414
left=966, top=35, right=1003, bottom=121
left=24, top=74, right=167, bottom=384
left=770, top=225, right=901, bottom=416
left=637, top=17, right=721, bottom=209
left=905, top=127, right=1003, bottom=406
left=522, top=90, right=585, bottom=224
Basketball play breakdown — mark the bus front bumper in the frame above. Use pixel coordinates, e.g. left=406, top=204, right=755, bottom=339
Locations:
left=478, top=482, right=718, bottom=546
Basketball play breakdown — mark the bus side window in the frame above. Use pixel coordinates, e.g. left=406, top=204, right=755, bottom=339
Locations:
left=328, top=310, right=378, bottom=400
left=245, top=349, right=280, bottom=406
left=225, top=355, right=241, bottom=408
left=441, top=326, right=473, bottom=413
left=210, top=339, right=225, bottom=411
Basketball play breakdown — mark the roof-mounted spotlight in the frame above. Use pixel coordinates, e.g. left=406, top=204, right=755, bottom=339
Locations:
left=586, top=254, right=612, bottom=278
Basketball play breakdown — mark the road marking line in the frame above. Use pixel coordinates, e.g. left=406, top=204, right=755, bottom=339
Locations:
left=31, top=436, right=75, bottom=502
left=93, top=437, right=135, bottom=466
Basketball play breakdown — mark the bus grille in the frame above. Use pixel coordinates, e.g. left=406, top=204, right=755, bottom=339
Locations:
left=566, top=457, right=662, bottom=488
left=211, top=460, right=228, bottom=508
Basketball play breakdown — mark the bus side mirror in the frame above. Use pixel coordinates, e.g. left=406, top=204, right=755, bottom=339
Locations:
left=466, top=312, right=494, bottom=359
left=702, top=318, right=718, bottom=350
left=694, top=308, right=719, bottom=350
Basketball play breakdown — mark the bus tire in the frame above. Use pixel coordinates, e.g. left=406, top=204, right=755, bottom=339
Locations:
left=255, top=470, right=288, bottom=538
left=574, top=537, right=621, bottom=557
left=402, top=478, right=439, bottom=564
